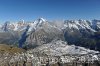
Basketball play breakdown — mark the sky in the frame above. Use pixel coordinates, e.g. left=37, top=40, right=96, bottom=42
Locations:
left=0, top=0, right=100, bottom=23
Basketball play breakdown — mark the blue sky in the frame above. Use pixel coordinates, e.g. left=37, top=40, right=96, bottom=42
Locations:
left=0, top=0, right=100, bottom=23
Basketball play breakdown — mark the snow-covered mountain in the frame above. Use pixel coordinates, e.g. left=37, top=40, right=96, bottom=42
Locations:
left=0, top=18, right=49, bottom=32
left=0, top=18, right=100, bottom=32
left=63, top=20, right=96, bottom=32
left=0, top=18, right=100, bottom=49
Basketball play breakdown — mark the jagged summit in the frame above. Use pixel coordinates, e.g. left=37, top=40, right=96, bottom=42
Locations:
left=38, top=18, right=47, bottom=22
left=34, top=18, right=47, bottom=23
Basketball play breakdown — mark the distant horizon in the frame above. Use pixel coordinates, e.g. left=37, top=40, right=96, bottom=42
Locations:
left=0, top=17, right=100, bottom=24
left=0, top=0, right=100, bottom=23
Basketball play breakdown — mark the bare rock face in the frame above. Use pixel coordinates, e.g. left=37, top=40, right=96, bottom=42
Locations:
left=25, top=28, right=64, bottom=47
left=0, top=31, right=22, bottom=45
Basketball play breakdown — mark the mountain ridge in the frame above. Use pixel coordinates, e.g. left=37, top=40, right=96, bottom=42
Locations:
left=0, top=18, right=100, bottom=51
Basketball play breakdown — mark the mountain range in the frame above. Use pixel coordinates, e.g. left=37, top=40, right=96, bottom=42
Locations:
left=0, top=18, right=100, bottom=51
left=0, top=18, right=100, bottom=65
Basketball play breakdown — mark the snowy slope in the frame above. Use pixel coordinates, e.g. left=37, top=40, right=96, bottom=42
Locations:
left=63, top=20, right=96, bottom=32
left=31, top=40, right=99, bottom=56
